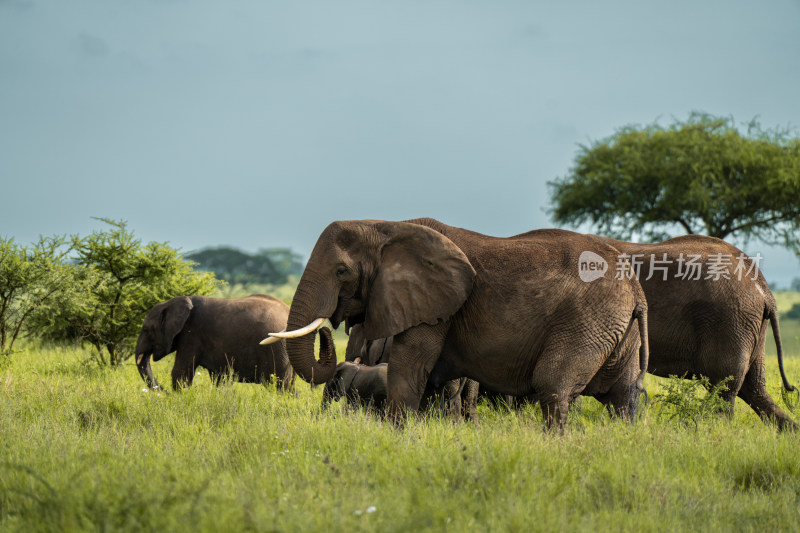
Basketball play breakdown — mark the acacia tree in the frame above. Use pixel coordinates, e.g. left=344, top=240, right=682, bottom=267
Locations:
left=0, top=236, right=72, bottom=355
left=29, top=219, right=220, bottom=366
left=549, top=113, right=800, bottom=252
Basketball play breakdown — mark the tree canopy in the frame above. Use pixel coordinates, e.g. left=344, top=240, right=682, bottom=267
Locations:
left=548, top=113, right=800, bottom=253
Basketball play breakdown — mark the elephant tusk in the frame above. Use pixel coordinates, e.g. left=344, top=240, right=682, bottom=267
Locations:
left=136, top=353, right=145, bottom=364
left=259, top=335, right=282, bottom=345
left=259, top=317, right=326, bottom=344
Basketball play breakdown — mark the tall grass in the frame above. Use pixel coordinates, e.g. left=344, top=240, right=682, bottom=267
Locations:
left=2, top=340, right=799, bottom=532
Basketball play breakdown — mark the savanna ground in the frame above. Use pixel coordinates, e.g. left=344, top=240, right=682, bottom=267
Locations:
left=1, top=290, right=800, bottom=532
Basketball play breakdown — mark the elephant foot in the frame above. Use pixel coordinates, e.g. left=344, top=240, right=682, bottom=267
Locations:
left=540, top=398, right=569, bottom=431
left=774, top=413, right=799, bottom=432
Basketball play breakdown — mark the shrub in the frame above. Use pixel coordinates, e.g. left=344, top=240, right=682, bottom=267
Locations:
left=0, top=235, right=73, bottom=355
left=653, top=374, right=733, bottom=429
left=27, top=219, right=221, bottom=366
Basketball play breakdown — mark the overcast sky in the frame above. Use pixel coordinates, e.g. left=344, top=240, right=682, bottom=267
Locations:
left=1, top=0, right=799, bottom=285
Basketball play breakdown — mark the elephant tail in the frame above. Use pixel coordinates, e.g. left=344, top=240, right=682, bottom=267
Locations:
left=768, top=307, right=796, bottom=393
left=615, top=301, right=649, bottom=392
left=633, top=302, right=649, bottom=392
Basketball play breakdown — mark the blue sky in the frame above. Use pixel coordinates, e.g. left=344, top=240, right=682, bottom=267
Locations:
left=1, top=0, right=799, bottom=285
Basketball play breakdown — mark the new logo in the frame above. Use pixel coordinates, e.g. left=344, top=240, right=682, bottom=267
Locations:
left=578, top=251, right=608, bottom=282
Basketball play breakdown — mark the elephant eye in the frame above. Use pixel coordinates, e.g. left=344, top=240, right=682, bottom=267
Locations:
left=336, top=266, right=347, bottom=277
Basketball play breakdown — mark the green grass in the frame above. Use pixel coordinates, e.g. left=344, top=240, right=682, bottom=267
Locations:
left=2, top=340, right=799, bottom=532
left=774, top=290, right=800, bottom=314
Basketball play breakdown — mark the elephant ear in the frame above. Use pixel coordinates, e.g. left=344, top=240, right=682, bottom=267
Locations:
left=157, top=296, right=193, bottom=358
left=365, top=337, right=391, bottom=365
left=363, top=222, right=475, bottom=340
left=344, top=323, right=366, bottom=362
left=339, top=364, right=360, bottom=395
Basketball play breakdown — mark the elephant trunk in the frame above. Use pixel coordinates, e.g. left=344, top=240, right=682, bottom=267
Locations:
left=285, top=326, right=336, bottom=385
left=284, top=282, right=337, bottom=385
left=134, top=332, right=163, bottom=391
left=135, top=352, right=163, bottom=391
left=321, top=378, right=336, bottom=409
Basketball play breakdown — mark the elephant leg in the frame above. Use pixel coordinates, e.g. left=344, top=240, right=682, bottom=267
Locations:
left=719, top=375, right=743, bottom=418
left=538, top=394, right=571, bottom=430
left=591, top=366, right=641, bottom=422
left=461, top=379, right=480, bottom=422
left=595, top=384, right=637, bottom=421
left=425, top=379, right=464, bottom=420
left=725, top=325, right=798, bottom=431
left=528, top=385, right=573, bottom=429
left=385, top=322, right=449, bottom=427
left=696, top=335, right=750, bottom=418
left=737, top=357, right=798, bottom=431
left=171, top=354, right=197, bottom=390
left=530, top=340, right=607, bottom=429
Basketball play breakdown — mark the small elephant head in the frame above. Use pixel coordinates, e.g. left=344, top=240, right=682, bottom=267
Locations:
left=276, top=220, right=476, bottom=385
left=321, top=361, right=388, bottom=410
left=321, top=361, right=362, bottom=408
left=134, top=296, right=193, bottom=389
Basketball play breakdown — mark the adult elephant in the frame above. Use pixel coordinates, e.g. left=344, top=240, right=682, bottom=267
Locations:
left=596, top=235, right=797, bottom=430
left=263, top=218, right=649, bottom=427
left=135, top=294, right=294, bottom=391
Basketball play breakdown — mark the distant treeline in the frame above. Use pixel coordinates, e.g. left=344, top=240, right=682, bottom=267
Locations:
left=186, top=247, right=305, bottom=285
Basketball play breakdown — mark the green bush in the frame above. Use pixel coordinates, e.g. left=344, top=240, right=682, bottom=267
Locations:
left=653, top=374, right=733, bottom=429
left=0, top=235, right=73, bottom=355
left=27, top=219, right=221, bottom=366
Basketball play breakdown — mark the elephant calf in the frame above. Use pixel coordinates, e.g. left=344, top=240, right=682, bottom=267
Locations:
left=321, top=360, right=479, bottom=421
left=321, top=361, right=389, bottom=411
left=343, top=324, right=479, bottom=421
left=135, top=294, right=294, bottom=391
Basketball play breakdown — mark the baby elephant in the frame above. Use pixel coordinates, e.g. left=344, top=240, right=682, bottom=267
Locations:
left=320, top=358, right=479, bottom=421
left=321, top=361, right=388, bottom=411
left=343, top=324, right=479, bottom=421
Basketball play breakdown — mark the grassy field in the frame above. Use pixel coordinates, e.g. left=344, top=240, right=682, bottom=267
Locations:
left=766, top=291, right=800, bottom=358
left=774, top=290, right=800, bottom=313
left=1, top=335, right=799, bottom=532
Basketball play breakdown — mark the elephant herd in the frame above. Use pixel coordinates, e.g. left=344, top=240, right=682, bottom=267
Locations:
left=134, top=218, right=797, bottom=431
